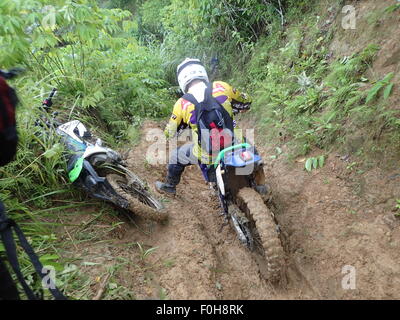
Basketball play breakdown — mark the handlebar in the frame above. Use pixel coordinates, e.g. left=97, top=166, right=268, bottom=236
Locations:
left=35, top=88, right=60, bottom=131
left=42, top=88, right=57, bottom=111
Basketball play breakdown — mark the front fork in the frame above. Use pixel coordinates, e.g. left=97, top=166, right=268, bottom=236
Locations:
left=217, top=186, right=251, bottom=246
left=214, top=164, right=264, bottom=248
left=214, top=185, right=228, bottom=223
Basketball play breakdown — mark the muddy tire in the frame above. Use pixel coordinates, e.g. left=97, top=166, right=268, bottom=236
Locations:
left=106, top=174, right=167, bottom=222
left=237, top=187, right=284, bottom=282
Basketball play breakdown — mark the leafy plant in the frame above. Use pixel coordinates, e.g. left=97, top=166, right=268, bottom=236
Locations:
left=395, top=199, right=400, bottom=216
left=366, top=72, right=395, bottom=103
left=136, top=242, right=158, bottom=261
left=159, top=287, right=169, bottom=300
left=384, top=2, right=400, bottom=14
left=305, top=155, right=325, bottom=172
left=346, top=162, right=358, bottom=171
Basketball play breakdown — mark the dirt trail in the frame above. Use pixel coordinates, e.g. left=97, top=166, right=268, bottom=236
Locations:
left=123, top=119, right=400, bottom=300
left=116, top=121, right=320, bottom=300
left=262, top=144, right=400, bottom=299
left=60, top=119, right=400, bottom=300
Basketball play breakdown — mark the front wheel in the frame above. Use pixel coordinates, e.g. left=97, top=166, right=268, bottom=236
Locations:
left=106, top=173, right=167, bottom=222
left=236, top=187, right=284, bottom=282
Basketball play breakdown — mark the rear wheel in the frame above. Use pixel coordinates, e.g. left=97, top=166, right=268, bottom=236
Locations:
left=106, top=173, right=167, bottom=222
left=236, top=187, right=284, bottom=282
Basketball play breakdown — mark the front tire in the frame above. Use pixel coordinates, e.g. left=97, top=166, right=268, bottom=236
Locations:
left=237, top=187, right=284, bottom=282
left=106, top=173, right=167, bottom=222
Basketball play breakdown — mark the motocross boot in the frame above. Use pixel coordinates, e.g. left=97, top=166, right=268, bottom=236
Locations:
left=155, top=175, right=179, bottom=195
left=255, top=184, right=269, bottom=195
left=253, top=164, right=272, bottom=202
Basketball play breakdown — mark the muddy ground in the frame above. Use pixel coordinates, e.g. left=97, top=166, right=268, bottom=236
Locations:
left=59, top=119, right=400, bottom=300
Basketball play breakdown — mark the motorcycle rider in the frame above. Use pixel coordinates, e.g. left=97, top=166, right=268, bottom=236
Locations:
left=155, top=58, right=267, bottom=196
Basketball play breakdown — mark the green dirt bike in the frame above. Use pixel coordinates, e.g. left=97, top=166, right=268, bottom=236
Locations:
left=37, top=89, right=167, bottom=222
left=213, top=143, right=284, bottom=282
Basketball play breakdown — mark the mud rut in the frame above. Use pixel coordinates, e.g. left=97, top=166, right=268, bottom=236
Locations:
left=120, top=122, right=319, bottom=300
left=66, top=121, right=400, bottom=299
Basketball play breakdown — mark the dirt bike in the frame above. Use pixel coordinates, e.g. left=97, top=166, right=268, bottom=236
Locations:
left=213, top=143, right=284, bottom=282
left=36, top=88, right=167, bottom=222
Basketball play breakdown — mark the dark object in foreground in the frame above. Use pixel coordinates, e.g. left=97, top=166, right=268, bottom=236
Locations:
left=0, top=202, right=67, bottom=300
left=0, top=71, right=66, bottom=300
left=0, top=73, right=19, bottom=166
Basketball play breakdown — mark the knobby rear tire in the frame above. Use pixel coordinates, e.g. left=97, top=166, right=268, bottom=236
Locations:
left=106, top=173, right=167, bottom=223
left=237, top=187, right=284, bottom=283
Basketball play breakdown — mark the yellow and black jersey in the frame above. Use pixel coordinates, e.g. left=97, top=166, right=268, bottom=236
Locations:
left=164, top=81, right=252, bottom=164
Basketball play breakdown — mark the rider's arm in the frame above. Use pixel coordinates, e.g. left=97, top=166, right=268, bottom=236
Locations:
left=226, top=82, right=253, bottom=113
left=216, top=81, right=252, bottom=143
left=164, top=98, right=184, bottom=139
left=230, top=87, right=252, bottom=105
left=215, top=81, right=252, bottom=104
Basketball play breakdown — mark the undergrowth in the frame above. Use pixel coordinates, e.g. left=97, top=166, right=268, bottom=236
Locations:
left=242, top=1, right=399, bottom=163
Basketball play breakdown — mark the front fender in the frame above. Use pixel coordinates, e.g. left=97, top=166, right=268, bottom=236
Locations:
left=68, top=156, right=84, bottom=182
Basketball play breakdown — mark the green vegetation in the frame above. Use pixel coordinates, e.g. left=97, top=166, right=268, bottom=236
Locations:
left=1, top=0, right=399, bottom=299
left=396, top=200, right=400, bottom=217
left=0, top=0, right=172, bottom=299
left=366, top=72, right=395, bottom=103
left=305, top=156, right=325, bottom=172
left=243, top=4, right=399, bottom=164
left=136, top=242, right=158, bottom=261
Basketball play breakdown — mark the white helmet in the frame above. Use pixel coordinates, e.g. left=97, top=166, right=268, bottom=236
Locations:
left=177, top=58, right=209, bottom=93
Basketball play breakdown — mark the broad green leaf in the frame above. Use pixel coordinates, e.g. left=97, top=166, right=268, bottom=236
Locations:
left=383, top=83, right=394, bottom=100
left=40, top=254, right=63, bottom=271
left=39, top=254, right=60, bottom=262
left=42, top=261, right=64, bottom=272
left=305, top=158, right=313, bottom=172
left=382, top=72, right=394, bottom=84
left=366, top=82, right=384, bottom=103
left=93, top=90, right=105, bottom=102
left=312, top=157, right=318, bottom=169
left=319, top=155, right=325, bottom=168
left=60, top=264, right=78, bottom=275
left=385, top=3, right=400, bottom=13
left=109, top=283, right=118, bottom=290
